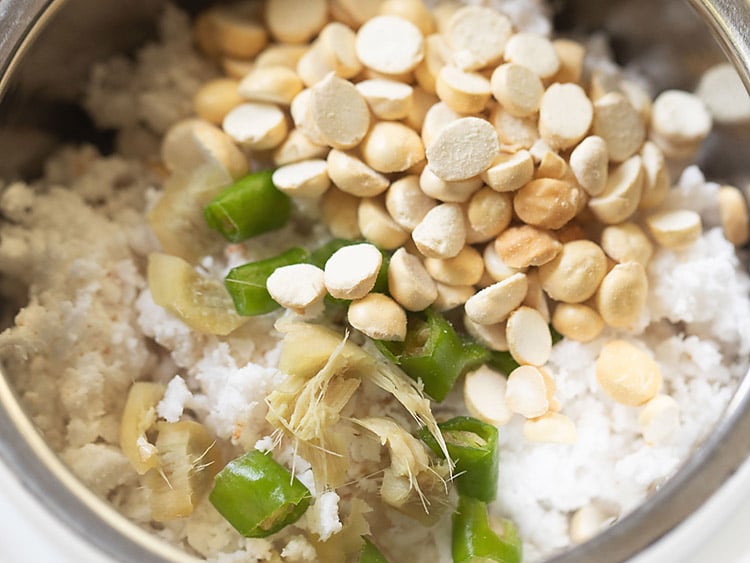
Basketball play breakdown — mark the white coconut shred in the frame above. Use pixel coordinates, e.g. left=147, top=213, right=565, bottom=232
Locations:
left=0, top=2, right=749, bottom=563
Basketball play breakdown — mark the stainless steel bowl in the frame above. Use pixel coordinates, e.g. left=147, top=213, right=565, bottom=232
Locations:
left=0, top=1, right=749, bottom=562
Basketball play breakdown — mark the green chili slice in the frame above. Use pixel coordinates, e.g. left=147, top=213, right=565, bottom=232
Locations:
left=420, top=416, right=499, bottom=502
left=486, top=349, right=519, bottom=378
left=204, top=170, right=291, bottom=242
left=359, top=537, right=389, bottom=563
left=209, top=450, right=311, bottom=538
left=376, top=309, right=488, bottom=402
left=372, top=252, right=390, bottom=294
left=452, top=496, right=522, bottom=563
left=224, top=247, right=309, bottom=316
left=550, top=324, right=564, bottom=345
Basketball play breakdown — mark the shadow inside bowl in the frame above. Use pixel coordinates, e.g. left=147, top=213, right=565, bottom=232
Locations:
left=0, top=1, right=749, bottom=562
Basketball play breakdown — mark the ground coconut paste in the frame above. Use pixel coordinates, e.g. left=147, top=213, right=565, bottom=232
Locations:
left=1, top=1, right=750, bottom=562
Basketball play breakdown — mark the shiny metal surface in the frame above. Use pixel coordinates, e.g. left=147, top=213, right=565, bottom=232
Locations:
left=0, top=1, right=749, bottom=562
left=551, top=4, right=750, bottom=560
left=0, top=0, right=53, bottom=96
left=0, top=1, right=199, bottom=561
left=688, top=0, right=750, bottom=92
left=0, top=357, right=196, bottom=563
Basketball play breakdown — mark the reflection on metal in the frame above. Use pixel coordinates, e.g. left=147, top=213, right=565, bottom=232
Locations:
left=687, top=0, right=750, bottom=93
left=0, top=1, right=748, bottom=562
left=0, top=0, right=55, bottom=99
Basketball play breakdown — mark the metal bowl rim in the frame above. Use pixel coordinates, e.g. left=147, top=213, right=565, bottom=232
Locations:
left=0, top=1, right=749, bottom=562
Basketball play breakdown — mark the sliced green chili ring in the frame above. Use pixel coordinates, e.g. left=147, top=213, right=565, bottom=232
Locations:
left=486, top=349, right=520, bottom=377
left=419, top=416, right=499, bottom=502
left=376, top=309, right=489, bottom=402
left=452, top=496, right=522, bottom=563
left=204, top=170, right=291, bottom=242
left=224, top=247, right=309, bottom=316
left=372, top=252, right=390, bottom=294
left=359, top=537, right=390, bottom=563
left=550, top=324, right=564, bottom=345
left=209, top=450, right=311, bottom=538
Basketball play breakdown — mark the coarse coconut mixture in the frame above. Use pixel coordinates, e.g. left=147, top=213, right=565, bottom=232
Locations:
left=0, top=1, right=749, bottom=563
